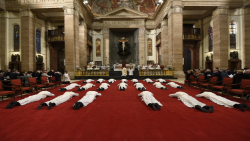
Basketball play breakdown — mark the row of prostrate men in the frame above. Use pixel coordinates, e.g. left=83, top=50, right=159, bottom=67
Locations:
left=6, top=78, right=250, bottom=113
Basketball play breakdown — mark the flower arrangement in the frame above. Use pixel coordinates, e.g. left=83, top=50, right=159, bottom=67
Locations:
left=167, top=65, right=173, bottom=70
left=138, top=65, right=142, bottom=70
left=94, top=68, right=100, bottom=70
left=76, top=67, right=81, bottom=71
left=87, top=68, right=93, bottom=70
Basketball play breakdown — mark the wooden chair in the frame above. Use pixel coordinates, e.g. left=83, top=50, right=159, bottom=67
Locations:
left=28, top=77, right=47, bottom=92
left=184, top=75, right=194, bottom=86
left=227, top=79, right=250, bottom=102
left=10, top=79, right=33, bottom=98
left=211, top=78, right=233, bottom=96
left=0, top=81, right=15, bottom=100
left=199, top=77, right=218, bottom=91
left=41, top=77, right=55, bottom=88
left=51, top=76, right=61, bottom=87
left=190, top=75, right=207, bottom=88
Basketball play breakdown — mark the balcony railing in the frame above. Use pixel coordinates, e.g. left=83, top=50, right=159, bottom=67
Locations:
left=183, top=27, right=201, bottom=40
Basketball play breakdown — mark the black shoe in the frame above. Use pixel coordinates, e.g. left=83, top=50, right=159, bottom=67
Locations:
left=195, top=105, right=208, bottom=113
left=82, top=88, right=85, bottom=90
left=161, top=87, right=163, bottom=89
left=182, top=87, right=185, bottom=89
left=97, top=88, right=100, bottom=91
left=77, top=88, right=81, bottom=91
left=6, top=101, right=14, bottom=109
left=138, top=88, right=141, bottom=91
left=151, top=104, right=157, bottom=111
left=155, top=103, right=161, bottom=110
left=177, top=86, right=181, bottom=89
left=48, top=102, right=55, bottom=110
left=37, top=102, right=46, bottom=110
left=101, top=88, right=104, bottom=91
left=73, top=102, right=79, bottom=110
left=165, top=87, right=168, bottom=90
left=208, top=106, right=214, bottom=113
left=77, top=102, right=84, bottom=110
left=243, top=103, right=250, bottom=111
left=59, top=88, right=62, bottom=92
left=82, top=81, right=87, bottom=83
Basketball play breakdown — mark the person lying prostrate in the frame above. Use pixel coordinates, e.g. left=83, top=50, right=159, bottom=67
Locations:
left=97, top=83, right=110, bottom=91
left=59, top=83, right=81, bottom=92
left=77, top=83, right=95, bottom=91
left=169, top=91, right=213, bottom=113
left=73, top=91, right=102, bottom=110
left=96, top=78, right=105, bottom=83
left=82, top=79, right=94, bottom=83
left=107, top=78, right=116, bottom=83
left=134, top=83, right=146, bottom=91
left=138, top=91, right=162, bottom=111
left=131, top=79, right=139, bottom=83
left=121, top=79, right=128, bottom=83
left=143, top=78, right=154, bottom=83
left=153, top=82, right=168, bottom=90
left=118, top=82, right=128, bottom=91
left=167, top=82, right=185, bottom=89
left=156, top=78, right=168, bottom=83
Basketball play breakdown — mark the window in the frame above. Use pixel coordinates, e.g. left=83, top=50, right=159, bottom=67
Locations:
left=14, top=25, right=20, bottom=51
left=208, top=27, right=213, bottom=52
left=229, top=21, right=236, bottom=49
left=147, top=38, right=152, bottom=56
left=36, top=29, right=41, bottom=53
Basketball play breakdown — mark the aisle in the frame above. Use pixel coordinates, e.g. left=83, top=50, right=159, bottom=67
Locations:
left=0, top=79, right=250, bottom=141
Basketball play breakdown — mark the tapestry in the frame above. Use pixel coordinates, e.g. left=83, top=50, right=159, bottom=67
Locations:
left=96, top=38, right=101, bottom=57
left=147, top=38, right=152, bottom=56
left=89, top=0, right=157, bottom=16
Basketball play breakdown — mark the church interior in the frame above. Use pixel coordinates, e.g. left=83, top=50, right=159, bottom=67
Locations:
left=0, top=0, right=250, bottom=140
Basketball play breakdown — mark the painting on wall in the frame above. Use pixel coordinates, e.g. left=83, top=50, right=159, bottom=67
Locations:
left=89, top=0, right=157, bottom=17
left=147, top=38, right=152, bottom=56
left=96, top=38, right=101, bottom=57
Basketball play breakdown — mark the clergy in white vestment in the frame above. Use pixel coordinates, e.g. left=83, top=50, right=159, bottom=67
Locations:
left=169, top=91, right=213, bottom=113
left=107, top=78, right=116, bottom=83
left=96, top=78, right=105, bottom=83
left=77, top=83, right=95, bottom=91
left=73, top=91, right=102, bottom=110
left=121, top=67, right=127, bottom=76
left=59, top=83, right=81, bottom=91
left=134, top=83, right=146, bottom=91
left=6, top=91, right=54, bottom=109
left=38, top=91, right=79, bottom=110
left=167, top=82, right=185, bottom=89
left=82, top=79, right=94, bottom=83
left=143, top=78, right=154, bottom=83
left=156, top=78, right=168, bottom=83
left=131, top=79, right=139, bottom=83
left=196, top=91, right=250, bottom=112
left=138, top=91, right=162, bottom=111
left=118, top=82, right=128, bottom=91
left=128, top=68, right=133, bottom=78
left=97, top=83, right=110, bottom=91
left=153, top=82, right=168, bottom=90
left=63, top=71, right=71, bottom=83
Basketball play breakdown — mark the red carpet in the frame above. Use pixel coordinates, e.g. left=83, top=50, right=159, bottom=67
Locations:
left=0, top=80, right=250, bottom=141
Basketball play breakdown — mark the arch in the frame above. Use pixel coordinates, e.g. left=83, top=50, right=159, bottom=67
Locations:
left=208, top=27, right=213, bottom=52
left=36, top=29, right=41, bottom=53
left=14, top=25, right=20, bottom=52
left=229, top=21, right=237, bottom=49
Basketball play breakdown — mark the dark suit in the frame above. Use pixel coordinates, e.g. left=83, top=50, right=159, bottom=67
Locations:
left=227, top=70, right=235, bottom=75
left=221, top=72, right=229, bottom=81
left=10, top=72, right=19, bottom=79
left=3, top=71, right=10, bottom=77
left=210, top=72, right=222, bottom=81
left=244, top=74, right=250, bottom=79
left=55, top=73, right=61, bottom=82
left=47, top=71, right=54, bottom=76
left=204, top=72, right=212, bottom=80
left=232, top=74, right=244, bottom=89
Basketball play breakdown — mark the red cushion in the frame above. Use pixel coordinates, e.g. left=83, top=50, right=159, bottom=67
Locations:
left=0, top=91, right=14, bottom=95
left=37, top=85, right=46, bottom=88
left=200, top=83, right=209, bottom=86
left=185, top=80, right=190, bottom=82
left=212, top=86, right=224, bottom=89
left=229, top=89, right=250, bottom=94
left=191, top=82, right=197, bottom=84
left=48, top=83, right=55, bottom=85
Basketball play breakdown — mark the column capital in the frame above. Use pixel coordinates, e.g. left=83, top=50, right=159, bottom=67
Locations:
left=63, top=6, right=79, bottom=17
left=161, top=19, right=168, bottom=26
left=103, top=28, right=109, bottom=34
left=168, top=5, right=183, bottom=18
left=20, top=9, right=35, bottom=18
left=0, top=11, right=9, bottom=18
left=242, top=8, right=250, bottom=15
left=213, top=6, right=229, bottom=17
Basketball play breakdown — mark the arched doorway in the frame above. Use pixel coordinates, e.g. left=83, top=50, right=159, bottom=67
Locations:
left=183, top=47, right=191, bottom=71
left=57, top=48, right=65, bottom=73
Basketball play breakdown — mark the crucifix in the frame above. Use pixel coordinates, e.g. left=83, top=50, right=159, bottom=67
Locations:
left=118, top=37, right=129, bottom=55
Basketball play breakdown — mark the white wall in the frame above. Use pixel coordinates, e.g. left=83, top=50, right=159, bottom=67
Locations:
left=145, top=29, right=157, bottom=63
left=92, top=30, right=103, bottom=65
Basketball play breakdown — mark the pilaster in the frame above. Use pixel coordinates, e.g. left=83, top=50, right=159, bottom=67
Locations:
left=161, top=19, right=168, bottom=67
left=103, top=28, right=109, bottom=65
left=21, top=9, right=36, bottom=71
left=139, top=27, right=146, bottom=65
left=0, top=11, right=8, bottom=71
left=79, top=22, right=87, bottom=68
left=212, top=6, right=229, bottom=69
left=168, top=2, right=185, bottom=78
left=243, top=8, right=250, bottom=68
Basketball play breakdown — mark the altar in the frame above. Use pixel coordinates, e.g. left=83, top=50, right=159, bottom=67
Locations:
left=114, top=64, right=135, bottom=71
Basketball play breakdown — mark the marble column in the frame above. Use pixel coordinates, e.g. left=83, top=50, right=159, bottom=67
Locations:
left=64, top=7, right=79, bottom=79
left=139, top=27, right=146, bottom=65
left=243, top=8, right=250, bottom=68
left=161, top=19, right=168, bottom=67
left=212, top=7, right=229, bottom=69
left=79, top=22, right=87, bottom=68
left=0, top=11, right=8, bottom=71
left=168, top=2, right=185, bottom=78
left=103, top=28, right=109, bottom=65
left=21, top=10, right=36, bottom=72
